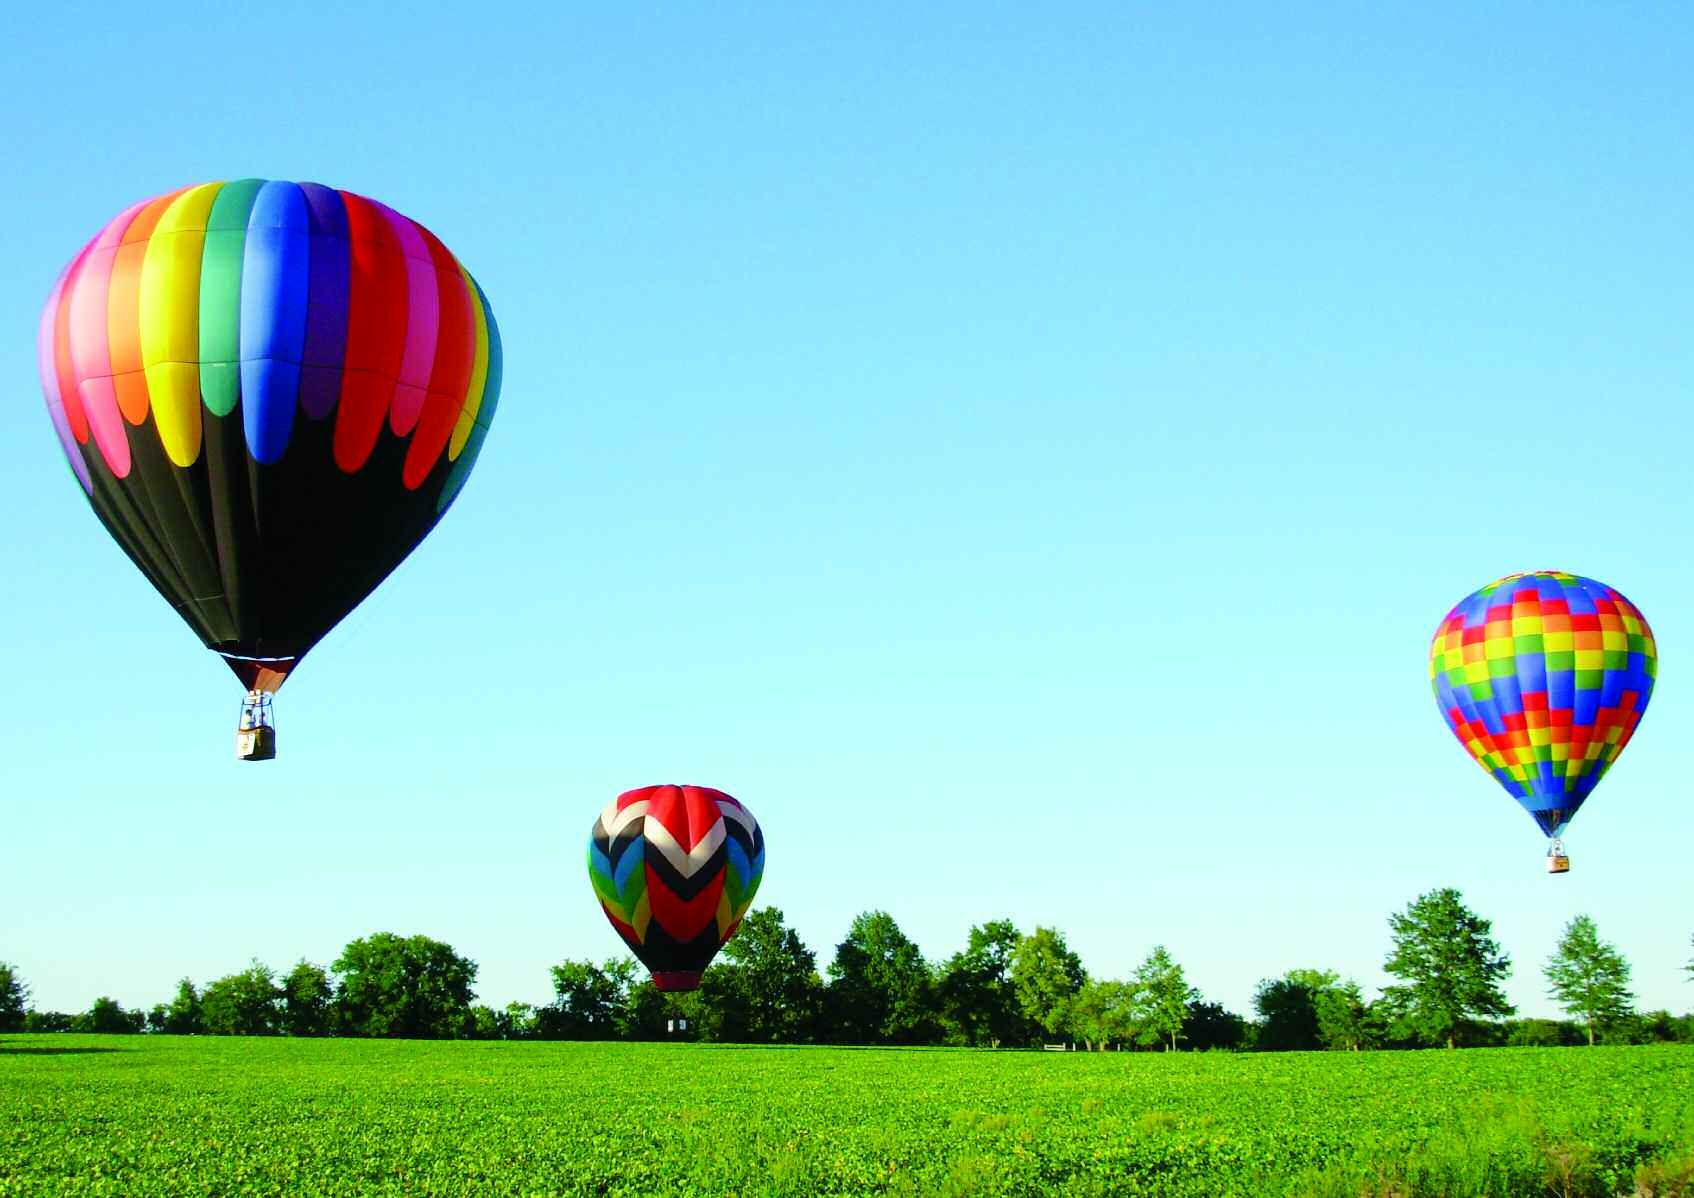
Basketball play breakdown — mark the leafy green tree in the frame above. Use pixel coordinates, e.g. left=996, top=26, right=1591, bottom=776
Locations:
left=824, top=911, right=938, bottom=1045
left=1010, top=926, right=1087, bottom=1042
left=1183, top=1000, right=1248, bottom=1051
left=1381, top=888, right=1513, bottom=1048
left=538, top=958, right=634, bottom=1039
left=281, top=961, right=334, bottom=1036
left=78, top=996, right=143, bottom=1033
left=618, top=979, right=678, bottom=1040
left=156, top=978, right=203, bottom=1035
left=702, top=907, right=823, bottom=1043
left=1252, top=969, right=1336, bottom=1051
left=936, top=919, right=1027, bottom=1048
left=1070, top=979, right=1137, bottom=1050
left=25, top=1011, right=73, bottom=1033
left=333, top=933, right=478, bottom=1039
left=1544, top=914, right=1634, bottom=1046
left=0, top=962, right=27, bottom=1032
left=1314, top=979, right=1371, bottom=1050
left=467, top=1005, right=500, bottom=1039
left=202, top=961, right=283, bottom=1035
left=1132, top=945, right=1194, bottom=1051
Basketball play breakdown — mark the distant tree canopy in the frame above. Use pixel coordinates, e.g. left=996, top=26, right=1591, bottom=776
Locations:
left=1011, top=926, right=1087, bottom=1041
left=1382, top=888, right=1513, bottom=1048
left=14, top=899, right=1689, bottom=1051
left=0, top=962, right=26, bottom=1033
left=826, top=911, right=937, bottom=1045
left=333, top=933, right=478, bottom=1040
left=1544, top=915, right=1634, bottom=1046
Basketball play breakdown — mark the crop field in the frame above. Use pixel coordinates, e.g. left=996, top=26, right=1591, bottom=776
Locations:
left=2, top=1037, right=1692, bottom=1197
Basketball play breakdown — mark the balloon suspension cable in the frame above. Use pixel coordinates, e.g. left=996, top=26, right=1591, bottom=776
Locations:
left=236, top=690, right=277, bottom=762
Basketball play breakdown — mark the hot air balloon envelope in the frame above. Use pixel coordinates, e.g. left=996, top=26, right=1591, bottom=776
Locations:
left=1429, top=571, right=1655, bottom=858
left=588, top=785, right=765, bottom=991
left=38, top=179, right=501, bottom=756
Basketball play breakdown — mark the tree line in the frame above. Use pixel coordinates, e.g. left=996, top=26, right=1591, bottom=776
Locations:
left=5, top=890, right=1692, bottom=1049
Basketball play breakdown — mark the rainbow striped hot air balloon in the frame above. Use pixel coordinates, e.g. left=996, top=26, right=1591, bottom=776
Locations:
left=589, top=786, right=766, bottom=991
left=1429, top=571, right=1656, bottom=871
left=38, top=179, right=500, bottom=758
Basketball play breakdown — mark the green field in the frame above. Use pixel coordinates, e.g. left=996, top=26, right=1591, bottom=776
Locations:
left=3, top=1037, right=1692, bottom=1197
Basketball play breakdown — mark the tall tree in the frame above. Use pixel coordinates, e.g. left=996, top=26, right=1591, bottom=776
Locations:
left=79, top=996, right=144, bottom=1033
left=1544, top=915, right=1634, bottom=1046
left=1252, top=970, right=1336, bottom=1051
left=202, top=961, right=284, bottom=1035
left=538, top=958, right=634, bottom=1039
left=1183, top=1000, right=1248, bottom=1051
left=158, top=978, right=203, bottom=1035
left=333, top=933, right=478, bottom=1039
left=1381, top=888, right=1513, bottom=1048
left=0, top=962, right=26, bottom=1032
left=1313, top=979, right=1371, bottom=1050
left=702, top=907, right=822, bottom=1043
left=1070, top=979, right=1137, bottom=1050
left=1132, top=946, right=1194, bottom=1051
left=281, top=961, right=334, bottom=1036
left=1010, top=926, right=1087, bottom=1042
left=936, top=919, right=1026, bottom=1047
left=825, top=911, right=938, bottom=1045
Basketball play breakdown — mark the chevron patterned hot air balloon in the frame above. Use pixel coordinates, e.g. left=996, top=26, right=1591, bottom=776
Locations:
left=38, top=179, right=500, bottom=759
left=1429, top=571, right=1657, bottom=872
left=588, top=785, right=765, bottom=991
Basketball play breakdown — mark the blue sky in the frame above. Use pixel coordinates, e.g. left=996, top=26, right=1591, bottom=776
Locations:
left=4, top=3, right=1692, bottom=1021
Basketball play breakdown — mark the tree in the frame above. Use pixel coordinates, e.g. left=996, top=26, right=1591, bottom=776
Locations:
left=538, top=958, right=634, bottom=1039
left=0, top=962, right=26, bottom=1032
left=1183, top=1000, right=1248, bottom=1051
left=1381, top=888, right=1513, bottom=1048
left=157, top=978, right=203, bottom=1035
left=333, top=933, right=478, bottom=1039
left=25, top=1011, right=74, bottom=1033
left=824, top=911, right=938, bottom=1045
left=936, top=920, right=1027, bottom=1048
left=1544, top=915, right=1634, bottom=1046
left=1010, top=926, right=1087, bottom=1042
left=79, top=996, right=143, bottom=1033
left=702, top=907, right=823, bottom=1043
left=1132, top=946, right=1194, bottom=1051
left=202, top=961, right=283, bottom=1035
left=1252, top=970, right=1336, bottom=1051
left=1314, top=979, right=1371, bottom=1051
left=1070, top=979, right=1137, bottom=1050
left=281, top=961, right=334, bottom=1036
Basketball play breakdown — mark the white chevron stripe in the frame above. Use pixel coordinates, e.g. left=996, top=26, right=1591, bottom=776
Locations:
left=599, top=798, right=648, bottom=839
left=643, top=813, right=726, bottom=878
left=717, top=799, right=759, bottom=841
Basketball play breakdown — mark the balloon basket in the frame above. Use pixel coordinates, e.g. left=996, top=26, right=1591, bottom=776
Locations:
left=1546, top=839, right=1569, bottom=874
left=236, top=691, right=276, bottom=762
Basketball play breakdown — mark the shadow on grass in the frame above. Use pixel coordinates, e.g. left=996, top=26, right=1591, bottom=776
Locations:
left=0, top=1044, right=127, bottom=1056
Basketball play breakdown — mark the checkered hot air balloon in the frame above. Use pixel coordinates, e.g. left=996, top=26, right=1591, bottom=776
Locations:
left=1429, top=571, right=1656, bottom=872
left=588, top=786, right=765, bottom=991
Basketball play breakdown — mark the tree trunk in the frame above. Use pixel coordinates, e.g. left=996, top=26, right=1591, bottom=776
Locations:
left=1446, top=1034, right=1455, bottom=1049
left=1587, top=1021, right=1594, bottom=1047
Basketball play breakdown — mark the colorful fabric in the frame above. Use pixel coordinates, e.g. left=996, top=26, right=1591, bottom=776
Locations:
left=38, top=180, right=500, bottom=690
left=588, top=785, right=765, bottom=991
left=1429, top=571, right=1656, bottom=837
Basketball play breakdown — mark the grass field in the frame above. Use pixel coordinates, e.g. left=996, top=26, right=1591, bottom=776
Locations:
left=3, top=1036, right=1692, bottom=1196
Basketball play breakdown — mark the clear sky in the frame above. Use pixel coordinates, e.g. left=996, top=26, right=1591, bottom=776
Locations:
left=3, top=3, right=1692, bottom=1023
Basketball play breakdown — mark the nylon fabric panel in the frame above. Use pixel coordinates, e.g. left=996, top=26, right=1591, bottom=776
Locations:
left=297, top=183, right=350, bottom=421
left=239, top=182, right=309, bottom=463
left=401, top=229, right=473, bottom=489
left=199, top=179, right=264, bottom=418
left=38, top=262, right=92, bottom=493
left=447, top=262, right=489, bottom=461
left=107, top=190, right=186, bottom=427
left=334, top=192, right=410, bottom=473
left=140, top=183, right=223, bottom=467
left=375, top=201, right=437, bottom=436
left=437, top=277, right=500, bottom=513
